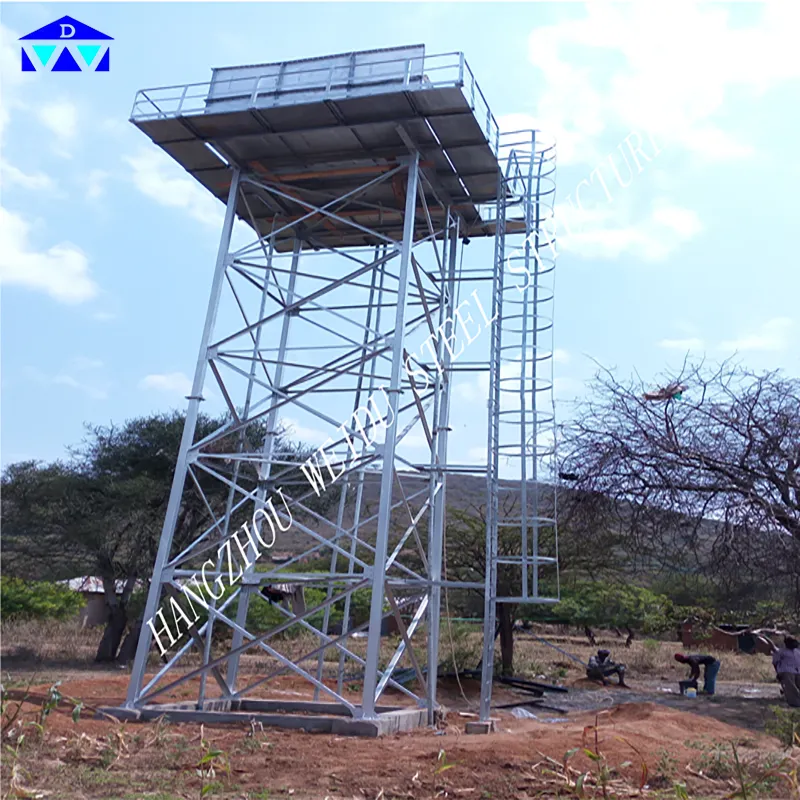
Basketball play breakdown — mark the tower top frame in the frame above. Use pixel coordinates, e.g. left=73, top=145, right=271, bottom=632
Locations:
left=130, top=45, right=504, bottom=250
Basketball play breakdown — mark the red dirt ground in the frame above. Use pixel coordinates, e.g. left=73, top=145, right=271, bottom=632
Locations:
left=3, top=673, right=797, bottom=799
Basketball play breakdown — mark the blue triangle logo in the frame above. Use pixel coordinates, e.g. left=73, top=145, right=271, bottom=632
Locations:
left=52, top=47, right=82, bottom=72
left=20, top=16, right=112, bottom=41
left=33, top=44, right=57, bottom=66
left=21, top=48, right=36, bottom=71
left=95, top=48, right=109, bottom=72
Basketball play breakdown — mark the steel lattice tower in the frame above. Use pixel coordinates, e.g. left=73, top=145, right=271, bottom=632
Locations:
left=110, top=45, right=558, bottom=735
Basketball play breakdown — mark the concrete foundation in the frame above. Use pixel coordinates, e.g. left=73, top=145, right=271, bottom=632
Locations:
left=96, top=701, right=428, bottom=738
left=465, top=719, right=496, bottom=734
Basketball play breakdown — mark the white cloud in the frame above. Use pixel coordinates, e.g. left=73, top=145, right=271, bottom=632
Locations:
left=125, top=148, right=223, bottom=228
left=659, top=337, right=705, bottom=351
left=525, top=2, right=800, bottom=167
left=0, top=206, right=99, bottom=303
left=279, top=416, right=329, bottom=447
left=650, top=204, right=704, bottom=240
left=397, top=433, right=429, bottom=450
left=467, top=445, right=488, bottom=464
left=37, top=100, right=78, bottom=140
left=557, top=198, right=702, bottom=261
left=720, top=318, right=793, bottom=353
left=101, top=117, right=131, bottom=138
left=0, top=160, right=56, bottom=191
left=52, top=374, right=108, bottom=400
left=0, top=24, right=19, bottom=85
left=0, top=103, right=8, bottom=148
left=553, top=348, right=571, bottom=364
left=23, top=365, right=109, bottom=400
left=454, top=373, right=489, bottom=403
left=85, top=169, right=110, bottom=200
left=678, top=127, right=755, bottom=162
left=124, top=148, right=254, bottom=249
left=553, top=375, right=584, bottom=399
left=70, top=356, right=103, bottom=371
left=0, top=23, right=31, bottom=148
left=139, top=372, right=193, bottom=396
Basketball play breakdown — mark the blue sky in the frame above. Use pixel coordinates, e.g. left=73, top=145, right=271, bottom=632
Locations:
left=2, top=1, right=799, bottom=468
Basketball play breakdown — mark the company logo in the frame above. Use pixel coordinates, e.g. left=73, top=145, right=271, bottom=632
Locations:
left=19, top=16, right=112, bottom=72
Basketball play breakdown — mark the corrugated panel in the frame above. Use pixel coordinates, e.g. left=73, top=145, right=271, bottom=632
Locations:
left=207, top=45, right=425, bottom=114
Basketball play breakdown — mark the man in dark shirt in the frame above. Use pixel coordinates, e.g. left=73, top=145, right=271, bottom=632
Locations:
left=587, top=649, right=628, bottom=687
left=675, top=653, right=721, bottom=695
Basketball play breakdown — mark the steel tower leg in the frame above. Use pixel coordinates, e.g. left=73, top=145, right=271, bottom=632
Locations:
left=479, top=167, right=506, bottom=723
left=126, top=168, right=242, bottom=708
left=361, top=153, right=420, bottom=719
left=425, top=213, right=458, bottom=721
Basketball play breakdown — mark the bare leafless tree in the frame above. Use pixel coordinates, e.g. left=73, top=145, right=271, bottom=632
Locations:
left=560, top=358, right=800, bottom=614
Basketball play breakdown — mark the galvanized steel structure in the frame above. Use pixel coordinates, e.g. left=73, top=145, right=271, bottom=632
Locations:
left=117, top=45, right=558, bottom=734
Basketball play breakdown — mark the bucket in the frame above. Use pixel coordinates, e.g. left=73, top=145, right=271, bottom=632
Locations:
left=686, top=687, right=697, bottom=698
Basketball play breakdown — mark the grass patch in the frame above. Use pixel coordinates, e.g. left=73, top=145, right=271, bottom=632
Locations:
left=765, top=704, right=800, bottom=747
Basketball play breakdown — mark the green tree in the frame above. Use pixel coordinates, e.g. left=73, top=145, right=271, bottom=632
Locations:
left=443, top=501, right=558, bottom=675
left=1, top=412, right=323, bottom=663
left=552, top=581, right=674, bottom=644
left=0, top=577, right=85, bottom=620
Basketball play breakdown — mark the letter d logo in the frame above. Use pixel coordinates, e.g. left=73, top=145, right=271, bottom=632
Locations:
left=59, top=23, right=76, bottom=38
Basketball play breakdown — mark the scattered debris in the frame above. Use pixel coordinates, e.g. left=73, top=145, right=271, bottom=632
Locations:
left=643, top=382, right=687, bottom=401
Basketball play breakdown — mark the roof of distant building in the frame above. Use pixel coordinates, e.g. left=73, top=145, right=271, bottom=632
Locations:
left=59, top=576, right=142, bottom=594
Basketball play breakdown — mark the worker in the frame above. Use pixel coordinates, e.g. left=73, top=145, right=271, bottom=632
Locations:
left=586, top=649, right=628, bottom=687
left=675, top=653, right=721, bottom=695
left=772, top=636, right=800, bottom=707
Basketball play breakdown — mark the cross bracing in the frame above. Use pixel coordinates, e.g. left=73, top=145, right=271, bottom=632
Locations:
left=115, top=47, right=558, bottom=734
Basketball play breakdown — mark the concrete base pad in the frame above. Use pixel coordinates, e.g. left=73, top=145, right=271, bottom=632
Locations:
left=96, top=701, right=428, bottom=738
left=465, top=719, right=497, bottom=734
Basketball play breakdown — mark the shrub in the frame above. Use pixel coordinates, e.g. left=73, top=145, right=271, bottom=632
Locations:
left=439, top=621, right=481, bottom=674
left=0, top=577, right=85, bottom=621
left=765, top=705, right=800, bottom=747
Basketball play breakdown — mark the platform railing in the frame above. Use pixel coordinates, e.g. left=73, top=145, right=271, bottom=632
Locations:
left=130, top=51, right=499, bottom=154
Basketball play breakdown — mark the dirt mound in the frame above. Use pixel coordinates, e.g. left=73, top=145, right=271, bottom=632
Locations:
left=603, top=701, right=660, bottom=722
left=497, top=702, right=769, bottom=766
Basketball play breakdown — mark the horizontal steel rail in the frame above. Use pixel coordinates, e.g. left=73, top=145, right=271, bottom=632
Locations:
left=129, top=51, right=499, bottom=154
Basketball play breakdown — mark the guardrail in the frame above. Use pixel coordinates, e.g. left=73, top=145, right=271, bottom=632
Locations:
left=130, top=50, right=499, bottom=154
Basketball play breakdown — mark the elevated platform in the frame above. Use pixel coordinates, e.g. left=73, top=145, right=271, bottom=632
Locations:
left=130, top=46, right=505, bottom=250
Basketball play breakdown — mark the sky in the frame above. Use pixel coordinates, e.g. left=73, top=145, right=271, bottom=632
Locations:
left=2, top=1, right=799, bottom=469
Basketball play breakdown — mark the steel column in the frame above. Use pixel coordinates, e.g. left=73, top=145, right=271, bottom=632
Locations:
left=361, top=153, right=420, bottom=719
left=125, top=168, right=242, bottom=707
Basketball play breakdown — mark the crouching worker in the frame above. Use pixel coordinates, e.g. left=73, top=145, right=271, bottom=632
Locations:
left=587, top=649, right=628, bottom=687
left=675, top=653, right=721, bottom=695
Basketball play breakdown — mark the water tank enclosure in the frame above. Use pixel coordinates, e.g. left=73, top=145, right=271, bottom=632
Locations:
left=205, top=45, right=427, bottom=111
